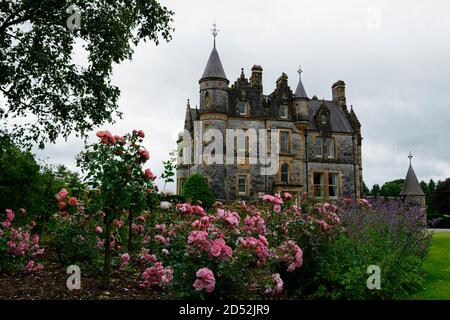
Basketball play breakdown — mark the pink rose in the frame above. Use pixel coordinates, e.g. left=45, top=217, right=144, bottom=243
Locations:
left=95, top=226, right=103, bottom=234
left=68, top=197, right=78, bottom=206
left=56, top=188, right=69, bottom=202
left=58, top=201, right=67, bottom=210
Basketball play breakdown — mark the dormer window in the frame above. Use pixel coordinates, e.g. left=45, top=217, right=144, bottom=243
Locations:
left=238, top=101, right=248, bottom=116
left=321, top=114, right=327, bottom=124
left=280, top=105, right=288, bottom=119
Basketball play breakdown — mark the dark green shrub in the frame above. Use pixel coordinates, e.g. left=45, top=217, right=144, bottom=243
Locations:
left=182, top=174, right=214, bottom=208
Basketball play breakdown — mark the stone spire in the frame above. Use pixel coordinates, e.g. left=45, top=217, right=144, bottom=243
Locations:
left=400, top=152, right=425, bottom=196
left=294, top=65, right=308, bottom=98
left=200, top=22, right=228, bottom=82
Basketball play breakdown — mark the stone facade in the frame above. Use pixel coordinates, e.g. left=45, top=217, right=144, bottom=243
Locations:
left=176, top=44, right=363, bottom=203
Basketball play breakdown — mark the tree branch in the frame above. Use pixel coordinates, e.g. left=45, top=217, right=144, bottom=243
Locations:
left=0, top=11, right=33, bottom=33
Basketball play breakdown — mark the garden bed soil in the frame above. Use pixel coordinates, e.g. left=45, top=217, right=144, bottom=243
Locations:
left=0, top=252, right=168, bottom=300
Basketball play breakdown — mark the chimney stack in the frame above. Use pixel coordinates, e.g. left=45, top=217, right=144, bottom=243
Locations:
left=250, top=65, right=263, bottom=88
left=332, top=80, right=346, bottom=107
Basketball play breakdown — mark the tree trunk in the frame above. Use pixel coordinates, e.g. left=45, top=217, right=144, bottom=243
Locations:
left=128, top=209, right=134, bottom=253
left=103, top=212, right=112, bottom=289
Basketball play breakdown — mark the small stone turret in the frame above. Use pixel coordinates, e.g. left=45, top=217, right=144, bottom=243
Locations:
left=199, top=44, right=229, bottom=114
left=400, top=152, right=426, bottom=209
left=293, top=66, right=309, bottom=124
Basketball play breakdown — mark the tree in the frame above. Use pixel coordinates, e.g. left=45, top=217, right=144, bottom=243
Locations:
left=0, top=0, right=173, bottom=148
left=371, top=184, right=381, bottom=197
left=432, top=178, right=450, bottom=215
left=380, top=179, right=404, bottom=198
left=182, top=174, right=215, bottom=209
left=0, top=135, right=41, bottom=216
left=427, top=179, right=437, bottom=213
left=362, top=181, right=370, bottom=197
left=0, top=134, right=84, bottom=228
left=77, top=129, right=155, bottom=287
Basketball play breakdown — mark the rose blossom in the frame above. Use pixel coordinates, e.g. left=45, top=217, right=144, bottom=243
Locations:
left=193, top=267, right=215, bottom=293
left=68, top=197, right=78, bottom=206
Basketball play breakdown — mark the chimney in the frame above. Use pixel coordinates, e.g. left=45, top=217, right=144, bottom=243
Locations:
left=250, top=65, right=263, bottom=88
left=332, top=80, right=346, bottom=107
left=276, top=72, right=288, bottom=89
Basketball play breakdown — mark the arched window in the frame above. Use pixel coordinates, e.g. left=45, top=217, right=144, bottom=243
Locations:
left=281, top=163, right=289, bottom=183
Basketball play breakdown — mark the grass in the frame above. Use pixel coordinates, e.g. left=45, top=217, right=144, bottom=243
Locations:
left=407, top=231, right=450, bottom=299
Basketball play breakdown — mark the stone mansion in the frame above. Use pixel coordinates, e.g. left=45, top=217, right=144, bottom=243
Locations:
left=176, top=40, right=363, bottom=203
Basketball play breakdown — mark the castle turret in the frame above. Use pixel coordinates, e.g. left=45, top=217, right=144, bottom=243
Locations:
left=293, top=66, right=310, bottom=123
left=400, top=152, right=426, bottom=211
left=199, top=28, right=229, bottom=114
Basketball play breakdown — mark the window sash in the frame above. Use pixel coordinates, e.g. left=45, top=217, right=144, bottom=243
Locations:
left=315, top=138, right=323, bottom=157
left=238, top=175, right=247, bottom=194
left=280, top=105, right=288, bottom=118
left=327, top=138, right=335, bottom=159
left=313, top=173, right=324, bottom=198
left=281, top=164, right=289, bottom=183
left=239, top=102, right=246, bottom=115
left=328, top=173, right=339, bottom=197
left=280, top=132, right=289, bottom=153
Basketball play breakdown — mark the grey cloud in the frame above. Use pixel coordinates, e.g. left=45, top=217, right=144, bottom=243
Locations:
left=25, top=0, right=450, bottom=191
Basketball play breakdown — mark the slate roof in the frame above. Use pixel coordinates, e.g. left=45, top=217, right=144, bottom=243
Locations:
left=200, top=47, right=227, bottom=81
left=308, top=100, right=354, bottom=133
left=190, top=108, right=198, bottom=121
left=400, top=165, right=425, bottom=196
left=294, top=77, right=308, bottom=98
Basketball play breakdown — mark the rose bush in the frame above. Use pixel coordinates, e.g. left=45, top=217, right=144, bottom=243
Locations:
left=0, top=209, right=45, bottom=273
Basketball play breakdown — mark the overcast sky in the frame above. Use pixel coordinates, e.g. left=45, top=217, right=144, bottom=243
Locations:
left=31, top=0, right=450, bottom=192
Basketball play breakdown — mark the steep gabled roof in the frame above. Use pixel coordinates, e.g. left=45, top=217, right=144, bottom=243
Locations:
left=308, top=99, right=354, bottom=133
left=400, top=164, right=425, bottom=196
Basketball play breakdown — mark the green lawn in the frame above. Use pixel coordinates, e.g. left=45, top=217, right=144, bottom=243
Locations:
left=408, top=232, right=450, bottom=300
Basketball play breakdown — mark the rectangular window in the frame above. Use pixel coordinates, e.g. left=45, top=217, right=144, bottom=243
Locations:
left=237, top=134, right=246, bottom=153
left=327, top=138, right=335, bottom=159
left=238, top=175, right=247, bottom=195
left=280, top=105, right=288, bottom=119
left=313, top=172, right=324, bottom=198
left=239, top=102, right=247, bottom=115
left=315, top=138, right=323, bottom=158
left=328, top=173, right=339, bottom=198
left=280, top=131, right=289, bottom=153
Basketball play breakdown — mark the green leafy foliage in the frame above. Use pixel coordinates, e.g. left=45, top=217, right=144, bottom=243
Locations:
left=432, top=178, right=450, bottom=215
left=0, top=0, right=174, bottom=148
left=0, top=135, right=84, bottom=227
left=182, top=174, right=215, bottom=208
left=380, top=179, right=404, bottom=197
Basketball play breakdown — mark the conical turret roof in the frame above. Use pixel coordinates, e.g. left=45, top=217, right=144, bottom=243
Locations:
left=294, top=66, right=308, bottom=98
left=200, top=46, right=227, bottom=81
left=400, top=164, right=425, bottom=196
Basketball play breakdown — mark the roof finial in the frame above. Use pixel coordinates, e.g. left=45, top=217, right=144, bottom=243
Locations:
left=297, top=65, right=303, bottom=78
left=211, top=20, right=219, bottom=48
left=408, top=151, right=413, bottom=165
